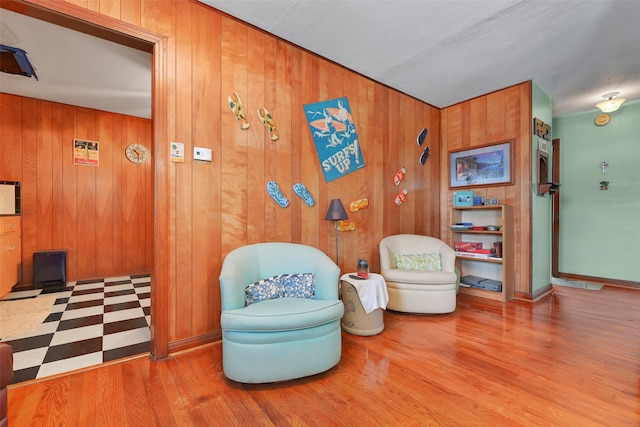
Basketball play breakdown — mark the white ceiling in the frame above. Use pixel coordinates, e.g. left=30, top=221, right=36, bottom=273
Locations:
left=0, top=9, right=152, bottom=119
left=203, top=0, right=640, bottom=118
left=2, top=1, right=640, bottom=120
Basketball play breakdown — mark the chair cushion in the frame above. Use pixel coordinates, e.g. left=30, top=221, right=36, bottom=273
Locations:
left=222, top=298, right=344, bottom=332
left=395, top=253, right=441, bottom=271
left=383, top=268, right=457, bottom=285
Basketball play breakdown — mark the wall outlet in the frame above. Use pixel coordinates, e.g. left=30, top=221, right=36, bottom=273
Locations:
left=194, top=147, right=212, bottom=162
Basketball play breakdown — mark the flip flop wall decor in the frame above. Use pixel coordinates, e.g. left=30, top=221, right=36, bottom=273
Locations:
left=293, top=183, right=315, bottom=207
left=228, top=92, right=250, bottom=130
left=267, top=181, right=289, bottom=208
left=258, top=107, right=279, bottom=140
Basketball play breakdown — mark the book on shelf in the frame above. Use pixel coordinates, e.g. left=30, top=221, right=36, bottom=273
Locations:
left=451, top=226, right=472, bottom=231
left=455, top=251, right=493, bottom=259
left=466, top=248, right=494, bottom=254
left=454, top=241, right=482, bottom=251
left=460, top=275, right=503, bottom=292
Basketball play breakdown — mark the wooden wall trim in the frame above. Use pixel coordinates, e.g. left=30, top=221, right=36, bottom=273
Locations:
left=151, top=36, right=170, bottom=359
left=515, top=284, right=553, bottom=302
left=3, top=0, right=162, bottom=51
left=167, top=331, right=222, bottom=355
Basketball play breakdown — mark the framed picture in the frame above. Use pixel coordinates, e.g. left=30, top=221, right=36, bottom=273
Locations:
left=73, top=138, right=99, bottom=166
left=449, top=140, right=514, bottom=188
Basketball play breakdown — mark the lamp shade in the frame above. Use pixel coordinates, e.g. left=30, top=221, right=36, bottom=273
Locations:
left=325, top=199, right=349, bottom=221
left=596, top=92, right=625, bottom=113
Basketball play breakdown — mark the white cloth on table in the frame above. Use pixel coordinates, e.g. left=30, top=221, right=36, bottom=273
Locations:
left=340, top=273, right=389, bottom=314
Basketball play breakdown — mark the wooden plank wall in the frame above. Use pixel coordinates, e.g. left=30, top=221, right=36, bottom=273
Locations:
left=440, top=82, right=533, bottom=298
left=0, top=93, right=154, bottom=283
left=3, top=0, right=441, bottom=347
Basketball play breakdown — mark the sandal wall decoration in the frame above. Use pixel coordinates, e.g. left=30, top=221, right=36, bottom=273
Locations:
left=228, top=92, right=250, bottom=130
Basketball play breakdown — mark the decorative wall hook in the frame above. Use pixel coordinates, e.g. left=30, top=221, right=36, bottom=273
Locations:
left=600, top=161, right=608, bottom=173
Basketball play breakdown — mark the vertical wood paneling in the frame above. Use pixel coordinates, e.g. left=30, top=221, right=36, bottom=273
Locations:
left=191, top=5, right=218, bottom=336
left=112, top=114, right=123, bottom=274
left=61, top=105, right=79, bottom=281
left=469, top=97, right=487, bottom=146
left=95, top=111, right=114, bottom=276
left=355, top=76, right=374, bottom=263
left=22, top=98, right=37, bottom=284
left=0, top=94, right=23, bottom=180
left=300, top=51, right=320, bottom=249
left=120, top=116, right=138, bottom=274
left=220, top=16, right=248, bottom=255
left=401, top=98, right=416, bottom=234
left=172, top=0, right=193, bottom=342
left=51, top=104, right=64, bottom=249
left=136, top=119, right=148, bottom=270
left=340, top=67, right=358, bottom=270
left=99, top=0, right=120, bottom=19
left=36, top=101, right=54, bottom=249
left=289, top=49, right=303, bottom=244
left=371, top=85, right=388, bottom=273
left=387, top=91, right=402, bottom=237
left=263, top=35, right=279, bottom=244
left=0, top=94, right=153, bottom=284
left=274, top=41, right=293, bottom=244
left=121, top=0, right=140, bottom=26
left=76, top=107, right=97, bottom=278
left=247, top=27, right=267, bottom=245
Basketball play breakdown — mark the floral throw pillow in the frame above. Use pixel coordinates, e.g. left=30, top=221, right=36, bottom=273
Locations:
left=245, top=277, right=284, bottom=306
left=279, top=273, right=315, bottom=299
left=245, top=273, right=315, bottom=306
left=395, top=253, right=441, bottom=271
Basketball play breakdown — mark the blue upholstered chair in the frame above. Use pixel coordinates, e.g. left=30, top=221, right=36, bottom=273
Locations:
left=219, top=242, right=344, bottom=383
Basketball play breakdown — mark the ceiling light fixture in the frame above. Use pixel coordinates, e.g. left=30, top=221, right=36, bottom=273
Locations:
left=596, top=92, right=625, bottom=113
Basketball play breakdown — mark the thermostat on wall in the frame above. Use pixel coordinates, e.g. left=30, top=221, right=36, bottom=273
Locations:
left=194, top=147, right=212, bottom=162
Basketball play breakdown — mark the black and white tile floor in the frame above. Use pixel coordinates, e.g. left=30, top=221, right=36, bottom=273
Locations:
left=0, top=274, right=151, bottom=385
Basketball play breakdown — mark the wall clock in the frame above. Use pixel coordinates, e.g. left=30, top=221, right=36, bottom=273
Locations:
left=125, top=143, right=150, bottom=164
left=594, top=113, right=611, bottom=127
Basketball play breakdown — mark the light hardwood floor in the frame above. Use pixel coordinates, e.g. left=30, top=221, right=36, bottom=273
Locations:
left=8, top=285, right=639, bottom=426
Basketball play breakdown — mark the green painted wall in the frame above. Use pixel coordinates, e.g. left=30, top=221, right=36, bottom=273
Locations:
left=552, top=100, right=640, bottom=283
left=531, top=83, right=553, bottom=292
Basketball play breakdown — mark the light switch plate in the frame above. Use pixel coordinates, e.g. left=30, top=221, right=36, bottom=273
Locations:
left=194, top=147, right=212, bottom=161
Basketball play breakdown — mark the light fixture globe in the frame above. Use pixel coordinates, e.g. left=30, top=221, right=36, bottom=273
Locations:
left=596, top=92, right=626, bottom=113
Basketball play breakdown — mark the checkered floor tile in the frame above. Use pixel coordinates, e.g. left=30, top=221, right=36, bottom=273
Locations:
left=1, top=274, right=151, bottom=385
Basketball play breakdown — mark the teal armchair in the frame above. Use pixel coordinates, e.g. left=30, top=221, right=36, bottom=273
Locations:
left=219, top=242, right=344, bottom=383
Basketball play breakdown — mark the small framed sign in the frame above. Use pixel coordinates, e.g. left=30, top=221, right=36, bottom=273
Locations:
left=73, top=139, right=99, bottom=166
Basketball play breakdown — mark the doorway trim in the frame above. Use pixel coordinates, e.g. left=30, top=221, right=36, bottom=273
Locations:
left=3, top=0, right=170, bottom=359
